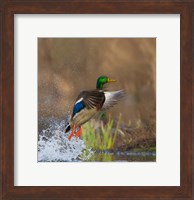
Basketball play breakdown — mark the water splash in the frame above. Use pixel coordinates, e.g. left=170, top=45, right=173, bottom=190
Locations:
left=38, top=118, right=93, bottom=162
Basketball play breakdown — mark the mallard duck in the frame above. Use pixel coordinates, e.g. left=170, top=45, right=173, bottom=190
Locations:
left=65, top=75, right=124, bottom=140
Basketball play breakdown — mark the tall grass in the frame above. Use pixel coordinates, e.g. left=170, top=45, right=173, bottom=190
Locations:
left=82, top=114, right=122, bottom=151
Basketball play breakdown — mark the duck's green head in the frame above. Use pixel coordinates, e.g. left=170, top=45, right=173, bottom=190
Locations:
left=96, top=76, right=116, bottom=90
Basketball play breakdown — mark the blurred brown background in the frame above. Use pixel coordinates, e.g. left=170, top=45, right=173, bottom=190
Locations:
left=38, top=38, right=156, bottom=126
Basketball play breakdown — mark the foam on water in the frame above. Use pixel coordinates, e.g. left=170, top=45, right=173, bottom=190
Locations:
left=38, top=118, right=93, bottom=162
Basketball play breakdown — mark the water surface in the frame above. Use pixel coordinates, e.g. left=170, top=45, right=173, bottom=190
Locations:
left=38, top=118, right=156, bottom=162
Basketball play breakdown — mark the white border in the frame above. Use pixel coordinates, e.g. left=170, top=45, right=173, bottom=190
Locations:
left=14, top=14, right=180, bottom=186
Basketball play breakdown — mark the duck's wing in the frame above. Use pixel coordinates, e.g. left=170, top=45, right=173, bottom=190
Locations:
left=101, top=90, right=125, bottom=110
left=72, top=90, right=105, bottom=118
left=76, top=90, right=105, bottom=109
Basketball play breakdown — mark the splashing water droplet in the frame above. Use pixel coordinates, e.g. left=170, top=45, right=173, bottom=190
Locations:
left=38, top=118, right=93, bottom=162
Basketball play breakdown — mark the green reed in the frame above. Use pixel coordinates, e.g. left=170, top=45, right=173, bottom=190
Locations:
left=82, top=114, right=122, bottom=151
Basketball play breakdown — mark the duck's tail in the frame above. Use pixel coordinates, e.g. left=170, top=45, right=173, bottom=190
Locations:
left=64, top=123, right=71, bottom=133
left=64, top=114, right=72, bottom=133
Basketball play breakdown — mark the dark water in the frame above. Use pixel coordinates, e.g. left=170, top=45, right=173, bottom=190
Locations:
left=82, top=151, right=156, bottom=162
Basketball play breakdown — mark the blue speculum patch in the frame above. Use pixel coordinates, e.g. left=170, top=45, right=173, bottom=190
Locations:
left=73, top=101, right=85, bottom=116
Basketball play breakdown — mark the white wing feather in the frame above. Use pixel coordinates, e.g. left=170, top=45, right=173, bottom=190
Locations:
left=102, top=90, right=125, bottom=110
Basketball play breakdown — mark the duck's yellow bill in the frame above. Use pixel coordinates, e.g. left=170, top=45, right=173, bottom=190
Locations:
left=108, top=78, right=116, bottom=83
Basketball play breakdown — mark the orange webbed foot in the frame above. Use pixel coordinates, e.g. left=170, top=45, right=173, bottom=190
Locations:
left=68, top=125, right=75, bottom=140
left=75, top=127, right=82, bottom=138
